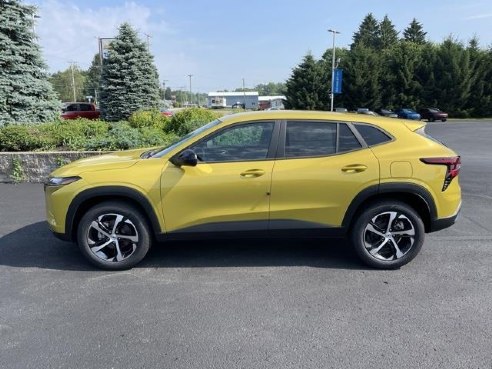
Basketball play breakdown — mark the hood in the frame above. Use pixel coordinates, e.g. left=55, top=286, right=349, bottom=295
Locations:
left=50, top=148, right=148, bottom=177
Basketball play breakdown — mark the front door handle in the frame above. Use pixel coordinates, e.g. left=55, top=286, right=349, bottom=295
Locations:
left=341, top=164, right=368, bottom=173
left=240, top=169, right=265, bottom=178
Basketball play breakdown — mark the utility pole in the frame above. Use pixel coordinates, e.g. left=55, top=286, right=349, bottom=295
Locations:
left=69, top=61, right=77, bottom=102
left=328, top=29, right=340, bottom=112
left=187, top=74, right=193, bottom=106
left=144, top=33, right=151, bottom=50
left=242, top=78, right=246, bottom=109
left=162, top=79, right=169, bottom=100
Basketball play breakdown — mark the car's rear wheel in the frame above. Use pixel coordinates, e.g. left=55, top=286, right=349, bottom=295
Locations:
left=77, top=201, right=151, bottom=270
left=441, top=118, right=447, bottom=122
left=350, top=201, right=424, bottom=269
left=429, top=116, right=435, bottom=122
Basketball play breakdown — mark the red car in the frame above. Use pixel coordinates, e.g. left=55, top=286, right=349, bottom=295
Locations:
left=160, top=109, right=173, bottom=117
left=61, top=103, right=100, bottom=120
left=419, top=108, right=448, bottom=122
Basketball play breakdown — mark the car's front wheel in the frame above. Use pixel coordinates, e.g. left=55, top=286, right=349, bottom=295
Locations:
left=77, top=201, right=152, bottom=270
left=350, top=201, right=424, bottom=269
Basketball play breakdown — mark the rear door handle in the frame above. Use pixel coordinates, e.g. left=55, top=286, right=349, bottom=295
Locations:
left=240, top=169, right=265, bottom=178
left=341, top=164, right=368, bottom=173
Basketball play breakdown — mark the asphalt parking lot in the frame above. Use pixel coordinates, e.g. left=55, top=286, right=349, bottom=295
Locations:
left=1, top=121, right=491, bottom=369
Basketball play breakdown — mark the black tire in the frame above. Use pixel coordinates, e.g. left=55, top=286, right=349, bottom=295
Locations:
left=350, top=201, right=424, bottom=269
left=428, top=116, right=435, bottom=122
left=76, top=201, right=152, bottom=270
left=442, top=118, right=447, bottom=122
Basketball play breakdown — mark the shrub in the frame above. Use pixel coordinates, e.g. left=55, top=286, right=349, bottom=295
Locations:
left=166, top=108, right=220, bottom=136
left=128, top=110, right=169, bottom=130
left=40, top=119, right=109, bottom=150
left=84, top=122, right=179, bottom=151
left=0, top=125, right=53, bottom=151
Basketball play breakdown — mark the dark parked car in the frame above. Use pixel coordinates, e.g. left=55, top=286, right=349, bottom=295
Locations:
left=61, top=103, right=100, bottom=120
left=395, top=108, right=421, bottom=120
left=232, top=102, right=246, bottom=109
left=377, top=109, right=398, bottom=118
left=419, top=108, right=448, bottom=122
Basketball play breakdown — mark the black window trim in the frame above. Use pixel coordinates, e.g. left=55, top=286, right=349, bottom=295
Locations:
left=180, top=120, right=282, bottom=164
left=350, top=121, right=395, bottom=147
left=276, top=119, right=368, bottom=160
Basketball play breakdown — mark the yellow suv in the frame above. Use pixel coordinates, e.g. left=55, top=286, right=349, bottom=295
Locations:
left=45, top=111, right=461, bottom=270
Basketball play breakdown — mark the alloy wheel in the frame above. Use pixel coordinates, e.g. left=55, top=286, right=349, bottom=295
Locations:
left=363, top=211, right=415, bottom=261
left=86, top=213, right=139, bottom=262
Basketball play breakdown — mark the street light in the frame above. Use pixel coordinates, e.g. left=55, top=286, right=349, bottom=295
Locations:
left=328, top=29, right=340, bottom=112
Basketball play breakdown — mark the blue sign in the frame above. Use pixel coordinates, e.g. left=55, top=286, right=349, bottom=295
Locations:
left=333, top=68, right=343, bottom=94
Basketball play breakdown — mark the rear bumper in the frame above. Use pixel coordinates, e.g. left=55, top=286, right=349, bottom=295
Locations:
left=429, top=204, right=461, bottom=232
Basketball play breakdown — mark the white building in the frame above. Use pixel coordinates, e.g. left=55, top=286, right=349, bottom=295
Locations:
left=208, top=92, right=259, bottom=109
left=258, top=96, right=286, bottom=110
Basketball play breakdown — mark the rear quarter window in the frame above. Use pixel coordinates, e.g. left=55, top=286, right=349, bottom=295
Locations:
left=354, top=124, right=392, bottom=146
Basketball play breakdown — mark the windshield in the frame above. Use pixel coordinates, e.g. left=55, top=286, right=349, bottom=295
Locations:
left=151, top=119, right=222, bottom=158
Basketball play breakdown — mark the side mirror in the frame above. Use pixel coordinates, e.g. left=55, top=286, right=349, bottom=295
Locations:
left=170, top=149, right=198, bottom=167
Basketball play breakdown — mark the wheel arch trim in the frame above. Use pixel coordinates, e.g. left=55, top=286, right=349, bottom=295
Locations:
left=342, top=183, right=438, bottom=231
left=65, top=186, right=163, bottom=241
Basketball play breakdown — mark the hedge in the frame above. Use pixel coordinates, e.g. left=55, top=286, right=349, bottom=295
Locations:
left=0, top=108, right=222, bottom=152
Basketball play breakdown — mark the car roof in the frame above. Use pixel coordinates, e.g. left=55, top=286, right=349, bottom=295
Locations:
left=218, top=110, right=425, bottom=133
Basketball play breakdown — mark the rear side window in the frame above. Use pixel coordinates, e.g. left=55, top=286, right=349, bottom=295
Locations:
left=354, top=124, right=391, bottom=146
left=285, top=121, right=337, bottom=157
left=338, top=123, right=362, bottom=152
left=79, top=104, right=92, bottom=111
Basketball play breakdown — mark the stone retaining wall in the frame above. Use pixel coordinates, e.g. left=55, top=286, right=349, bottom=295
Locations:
left=0, top=152, right=108, bottom=183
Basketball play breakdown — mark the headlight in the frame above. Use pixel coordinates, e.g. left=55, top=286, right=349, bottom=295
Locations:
left=46, top=176, right=81, bottom=186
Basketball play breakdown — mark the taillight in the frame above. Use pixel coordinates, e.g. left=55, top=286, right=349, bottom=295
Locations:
left=420, top=156, right=461, bottom=191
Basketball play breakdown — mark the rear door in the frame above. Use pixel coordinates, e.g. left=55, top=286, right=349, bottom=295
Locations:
left=269, top=120, right=380, bottom=229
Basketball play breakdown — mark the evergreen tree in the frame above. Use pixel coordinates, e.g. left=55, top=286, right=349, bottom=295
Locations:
left=465, top=37, right=491, bottom=117
left=431, top=38, right=473, bottom=115
left=403, top=19, right=427, bottom=44
left=0, top=0, right=59, bottom=125
left=386, top=42, right=424, bottom=108
left=99, top=23, right=160, bottom=121
left=378, top=15, right=399, bottom=49
left=352, top=13, right=379, bottom=49
left=343, top=46, right=382, bottom=109
left=164, top=87, right=172, bottom=100
left=415, top=43, right=439, bottom=107
left=49, top=65, right=87, bottom=102
left=285, top=53, right=325, bottom=110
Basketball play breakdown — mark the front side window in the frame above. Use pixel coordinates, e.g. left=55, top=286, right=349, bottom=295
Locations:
left=192, top=122, right=274, bottom=162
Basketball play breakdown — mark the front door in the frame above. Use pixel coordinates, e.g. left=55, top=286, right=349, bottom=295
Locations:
left=160, top=121, right=278, bottom=233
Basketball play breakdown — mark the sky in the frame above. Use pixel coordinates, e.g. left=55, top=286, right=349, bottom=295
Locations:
left=28, top=0, right=492, bottom=93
